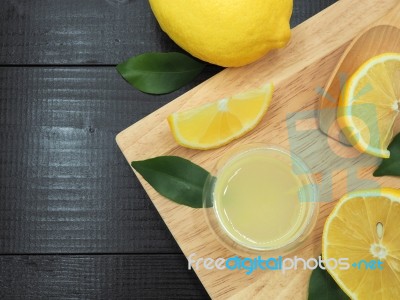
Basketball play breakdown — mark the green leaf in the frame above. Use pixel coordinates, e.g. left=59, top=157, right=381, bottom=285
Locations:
left=308, top=266, right=349, bottom=300
left=131, top=156, right=211, bottom=208
left=374, top=132, right=400, bottom=177
left=116, top=52, right=206, bottom=94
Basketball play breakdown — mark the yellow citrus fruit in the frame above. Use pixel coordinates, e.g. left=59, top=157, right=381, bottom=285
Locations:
left=167, top=83, right=273, bottom=150
left=337, top=53, right=400, bottom=158
left=148, top=0, right=292, bottom=67
left=322, top=188, right=400, bottom=300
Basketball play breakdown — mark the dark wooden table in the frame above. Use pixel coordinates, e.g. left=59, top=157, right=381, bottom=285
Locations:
left=0, top=1, right=336, bottom=299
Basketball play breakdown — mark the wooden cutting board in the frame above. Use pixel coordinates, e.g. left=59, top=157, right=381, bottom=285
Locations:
left=116, top=0, right=400, bottom=299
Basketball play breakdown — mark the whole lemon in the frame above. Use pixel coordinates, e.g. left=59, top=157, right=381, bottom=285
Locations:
left=149, top=0, right=293, bottom=67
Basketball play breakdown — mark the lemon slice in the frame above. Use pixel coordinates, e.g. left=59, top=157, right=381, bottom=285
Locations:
left=322, top=188, right=400, bottom=300
left=337, top=53, right=400, bottom=158
left=167, top=83, right=273, bottom=150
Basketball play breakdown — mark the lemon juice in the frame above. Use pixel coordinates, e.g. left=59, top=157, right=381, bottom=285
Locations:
left=213, top=147, right=317, bottom=251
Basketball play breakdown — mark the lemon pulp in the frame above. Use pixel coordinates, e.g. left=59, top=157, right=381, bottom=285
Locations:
left=323, top=188, right=400, bottom=299
left=168, top=83, right=273, bottom=150
left=213, top=148, right=315, bottom=250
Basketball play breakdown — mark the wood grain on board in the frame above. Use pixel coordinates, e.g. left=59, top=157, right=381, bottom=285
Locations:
left=116, top=0, right=400, bottom=298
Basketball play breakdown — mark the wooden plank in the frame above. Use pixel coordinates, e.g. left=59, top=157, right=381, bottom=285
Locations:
left=116, top=0, right=400, bottom=299
left=0, top=254, right=210, bottom=299
left=0, top=1, right=341, bottom=299
left=0, top=0, right=336, bottom=65
left=0, top=66, right=218, bottom=253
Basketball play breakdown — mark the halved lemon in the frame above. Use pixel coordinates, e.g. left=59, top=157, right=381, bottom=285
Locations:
left=337, top=53, right=400, bottom=158
left=322, top=188, right=400, bottom=300
left=167, top=83, right=273, bottom=150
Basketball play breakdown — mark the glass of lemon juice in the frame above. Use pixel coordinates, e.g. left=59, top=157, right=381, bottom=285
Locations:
left=203, top=144, right=319, bottom=255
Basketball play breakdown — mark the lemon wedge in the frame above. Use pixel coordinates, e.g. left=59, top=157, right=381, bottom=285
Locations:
left=167, top=83, right=273, bottom=150
left=337, top=53, right=400, bottom=158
